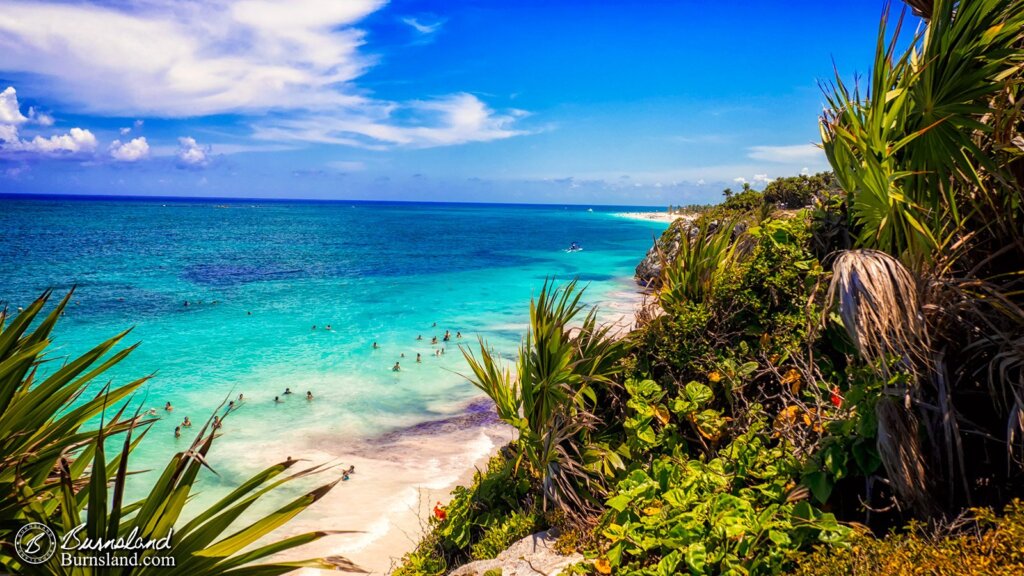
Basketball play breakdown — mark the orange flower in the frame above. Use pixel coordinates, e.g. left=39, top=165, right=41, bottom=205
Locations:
left=433, top=502, right=447, bottom=521
left=708, top=371, right=722, bottom=383
left=594, top=558, right=612, bottom=574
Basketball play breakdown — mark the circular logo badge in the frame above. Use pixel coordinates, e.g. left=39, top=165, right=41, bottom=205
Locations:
left=14, top=522, right=57, bottom=565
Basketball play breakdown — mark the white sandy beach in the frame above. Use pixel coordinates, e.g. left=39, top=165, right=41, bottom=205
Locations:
left=613, top=211, right=696, bottom=224
left=258, top=282, right=648, bottom=575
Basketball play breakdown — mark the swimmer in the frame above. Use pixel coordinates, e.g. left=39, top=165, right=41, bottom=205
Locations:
left=456, top=331, right=462, bottom=338
left=306, top=391, right=313, bottom=401
left=401, top=353, right=405, bottom=358
left=416, top=335, right=423, bottom=341
left=182, top=416, right=192, bottom=427
left=416, top=353, right=421, bottom=363
left=147, top=408, right=158, bottom=416
left=326, top=324, right=332, bottom=331
left=274, top=396, right=282, bottom=403
left=174, top=426, right=181, bottom=438
left=392, top=362, right=401, bottom=372
left=432, top=322, right=436, bottom=327
left=284, top=387, right=293, bottom=395
left=435, top=349, right=441, bottom=357
left=443, top=330, right=451, bottom=342
left=312, top=325, right=317, bottom=330
left=238, top=393, right=244, bottom=401
left=373, top=342, right=379, bottom=349
left=165, top=402, right=173, bottom=412
left=212, top=416, right=222, bottom=429
left=441, top=347, right=446, bottom=355
left=247, top=311, right=252, bottom=316
left=183, top=300, right=189, bottom=307
left=431, top=336, right=438, bottom=345
left=227, top=400, right=235, bottom=411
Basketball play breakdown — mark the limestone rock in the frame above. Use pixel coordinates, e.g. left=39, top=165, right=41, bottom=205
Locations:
left=448, top=530, right=583, bottom=576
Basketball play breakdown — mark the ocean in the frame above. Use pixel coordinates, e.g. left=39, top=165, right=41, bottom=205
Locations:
left=0, top=196, right=666, bottom=570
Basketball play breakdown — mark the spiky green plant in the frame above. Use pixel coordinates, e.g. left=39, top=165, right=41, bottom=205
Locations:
left=461, top=280, right=627, bottom=516
left=0, top=292, right=363, bottom=575
left=658, top=218, right=750, bottom=314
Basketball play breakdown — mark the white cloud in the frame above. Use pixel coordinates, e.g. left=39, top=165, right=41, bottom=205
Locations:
left=328, top=160, right=366, bottom=172
left=177, top=136, right=210, bottom=166
left=0, top=2, right=524, bottom=149
left=119, top=127, right=132, bottom=135
left=800, top=166, right=810, bottom=175
left=27, top=106, right=54, bottom=126
left=17, top=128, right=98, bottom=153
left=0, top=86, right=97, bottom=155
left=753, top=173, right=773, bottom=184
left=134, top=119, right=144, bottom=129
left=0, top=87, right=28, bottom=125
left=254, top=92, right=526, bottom=148
left=109, top=137, right=150, bottom=161
left=733, top=177, right=748, bottom=185
left=748, top=144, right=824, bottom=164
left=402, top=17, right=443, bottom=35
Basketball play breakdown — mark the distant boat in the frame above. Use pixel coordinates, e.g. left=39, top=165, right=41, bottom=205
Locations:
left=587, top=208, right=594, bottom=212
left=565, top=241, right=583, bottom=253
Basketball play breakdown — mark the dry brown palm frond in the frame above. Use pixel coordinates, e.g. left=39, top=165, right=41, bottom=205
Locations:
left=876, top=396, right=934, bottom=516
left=903, top=0, right=933, bottom=20
left=827, top=249, right=928, bottom=378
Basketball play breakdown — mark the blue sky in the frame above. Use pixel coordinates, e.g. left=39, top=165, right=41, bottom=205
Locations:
left=0, top=1, right=904, bottom=205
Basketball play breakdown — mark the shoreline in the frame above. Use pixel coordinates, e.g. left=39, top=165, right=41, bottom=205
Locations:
left=613, top=211, right=696, bottom=224
left=275, top=277, right=647, bottom=575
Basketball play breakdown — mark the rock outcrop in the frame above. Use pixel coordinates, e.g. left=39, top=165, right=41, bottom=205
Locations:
left=634, top=216, right=695, bottom=288
left=448, top=530, right=583, bottom=576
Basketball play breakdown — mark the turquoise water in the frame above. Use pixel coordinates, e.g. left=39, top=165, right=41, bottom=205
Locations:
left=0, top=197, right=665, bottom=513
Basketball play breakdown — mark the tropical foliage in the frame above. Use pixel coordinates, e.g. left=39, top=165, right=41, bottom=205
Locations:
left=0, top=291, right=361, bottom=575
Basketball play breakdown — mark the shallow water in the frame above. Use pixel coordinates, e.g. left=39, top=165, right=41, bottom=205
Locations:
left=0, top=197, right=666, bottom=569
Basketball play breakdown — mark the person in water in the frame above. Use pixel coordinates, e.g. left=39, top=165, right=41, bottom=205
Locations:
left=312, top=325, right=316, bottom=330
left=182, top=416, right=192, bottom=427
left=306, top=391, right=313, bottom=401
left=416, top=335, right=423, bottom=341
left=432, top=322, right=437, bottom=327
left=431, top=336, right=438, bottom=345
left=165, top=402, right=173, bottom=412
left=456, top=331, right=462, bottom=339
left=174, top=426, right=181, bottom=438
left=401, top=353, right=405, bottom=358
left=373, top=342, right=379, bottom=349
left=238, top=393, right=244, bottom=402
left=274, top=396, right=282, bottom=403
left=393, top=362, right=401, bottom=372
left=325, top=324, right=332, bottom=331
left=212, top=416, right=222, bottom=429
left=435, top=348, right=441, bottom=357
left=416, top=353, right=421, bottom=363
left=284, top=387, right=293, bottom=395
left=443, top=330, right=451, bottom=342
left=147, top=408, right=158, bottom=416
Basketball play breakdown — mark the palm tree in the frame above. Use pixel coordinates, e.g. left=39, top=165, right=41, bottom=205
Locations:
left=821, top=0, right=1024, bottom=515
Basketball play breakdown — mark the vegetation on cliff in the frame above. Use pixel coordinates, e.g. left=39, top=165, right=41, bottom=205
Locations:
left=397, top=0, right=1024, bottom=573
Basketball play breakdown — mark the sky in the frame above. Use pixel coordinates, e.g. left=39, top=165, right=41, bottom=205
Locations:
left=0, top=0, right=907, bottom=205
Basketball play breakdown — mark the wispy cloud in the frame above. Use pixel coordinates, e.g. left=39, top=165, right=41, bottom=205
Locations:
left=747, top=143, right=824, bottom=164
left=401, top=16, right=444, bottom=35
left=253, top=93, right=528, bottom=148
